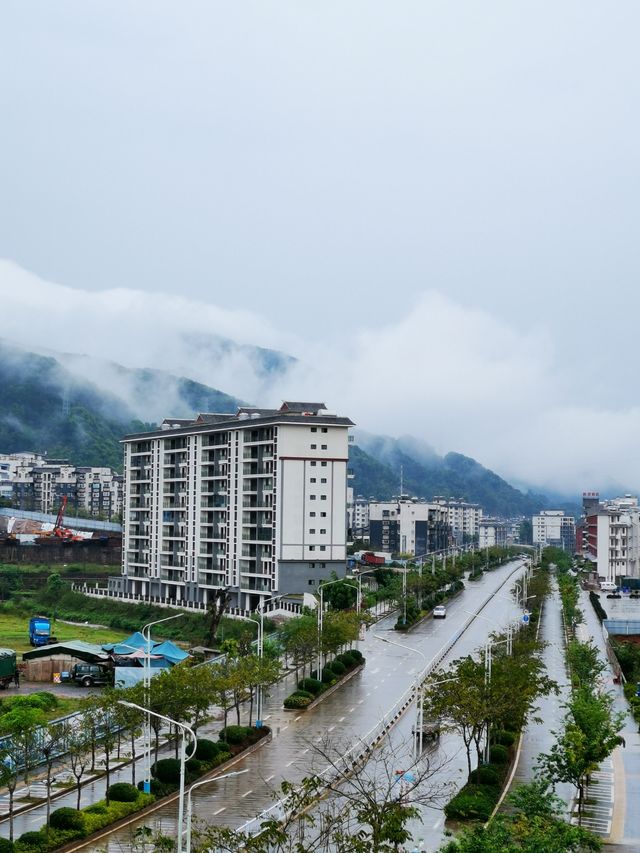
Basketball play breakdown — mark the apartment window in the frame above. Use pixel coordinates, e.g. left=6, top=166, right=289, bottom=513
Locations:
left=310, top=477, right=317, bottom=483
left=309, top=562, right=316, bottom=568
left=320, top=545, right=326, bottom=551
left=309, top=545, right=316, bottom=551
left=321, top=477, right=327, bottom=483
left=321, top=444, right=327, bottom=450
left=310, top=511, right=316, bottom=517
left=308, top=578, right=316, bottom=585
left=310, top=461, right=317, bottom=467
left=310, top=495, right=316, bottom=501
left=311, top=427, right=317, bottom=433
left=310, top=444, right=317, bottom=450
left=320, top=512, right=327, bottom=517
left=321, top=427, right=328, bottom=433
left=309, top=529, right=316, bottom=534
left=321, top=461, right=327, bottom=467
left=320, top=528, right=326, bottom=534
left=321, top=495, right=327, bottom=501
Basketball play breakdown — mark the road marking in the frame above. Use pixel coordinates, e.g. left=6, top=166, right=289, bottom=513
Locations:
left=295, top=716, right=301, bottom=721
left=349, top=707, right=355, bottom=713
left=303, top=748, right=309, bottom=754
left=214, top=807, right=226, bottom=815
left=328, top=725, right=335, bottom=732
left=263, top=715, right=271, bottom=721
left=265, top=775, right=274, bottom=782
left=286, top=760, right=294, bottom=767
left=241, top=790, right=253, bottom=798
left=282, top=724, right=289, bottom=730
left=338, top=716, right=345, bottom=722
left=357, top=699, right=363, bottom=704
left=433, top=818, right=443, bottom=828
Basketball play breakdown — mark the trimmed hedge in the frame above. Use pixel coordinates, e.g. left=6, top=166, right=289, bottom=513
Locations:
left=489, top=744, right=509, bottom=764
left=152, top=758, right=181, bottom=785
left=494, top=729, right=516, bottom=747
left=49, top=807, right=86, bottom=831
left=468, top=764, right=500, bottom=786
left=329, top=660, right=346, bottom=677
left=284, top=692, right=313, bottom=709
left=219, top=725, right=253, bottom=745
left=444, top=784, right=499, bottom=820
left=107, top=782, right=139, bottom=803
left=321, top=666, right=335, bottom=684
left=195, top=738, right=221, bottom=761
left=298, top=677, right=323, bottom=695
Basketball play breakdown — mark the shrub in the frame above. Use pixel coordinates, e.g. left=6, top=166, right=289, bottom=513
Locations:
left=219, top=725, right=252, bottom=745
left=85, top=803, right=107, bottom=814
left=298, top=677, right=322, bottom=695
left=138, top=779, right=173, bottom=797
left=444, top=784, right=498, bottom=820
left=468, top=765, right=500, bottom=786
left=337, top=652, right=357, bottom=669
left=284, top=693, right=313, bottom=709
left=489, top=744, right=509, bottom=764
left=29, top=692, right=58, bottom=711
left=195, top=738, right=221, bottom=762
left=82, top=795, right=155, bottom=835
left=107, top=782, right=139, bottom=803
left=495, top=730, right=516, bottom=747
left=321, top=667, right=335, bottom=684
left=49, top=807, right=86, bottom=831
left=15, top=832, right=46, bottom=850
left=349, top=649, right=364, bottom=663
left=186, top=757, right=204, bottom=777
left=152, top=758, right=182, bottom=785
left=0, top=839, right=14, bottom=853
left=329, top=660, right=346, bottom=676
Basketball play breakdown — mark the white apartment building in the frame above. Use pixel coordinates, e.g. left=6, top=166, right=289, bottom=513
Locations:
left=583, top=495, right=640, bottom=583
left=532, top=510, right=575, bottom=552
left=111, top=402, right=353, bottom=610
left=368, top=497, right=450, bottom=556
left=433, top=497, right=483, bottom=544
left=478, top=518, right=509, bottom=548
left=346, top=489, right=370, bottom=539
left=76, top=467, right=124, bottom=520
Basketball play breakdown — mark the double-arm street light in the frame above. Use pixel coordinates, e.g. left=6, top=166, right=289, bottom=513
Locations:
left=141, top=613, right=184, bottom=793
left=317, top=578, right=359, bottom=676
left=184, top=769, right=249, bottom=853
left=118, top=700, right=197, bottom=853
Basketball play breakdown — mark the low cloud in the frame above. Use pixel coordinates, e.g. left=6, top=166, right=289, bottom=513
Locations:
left=2, top=259, right=636, bottom=497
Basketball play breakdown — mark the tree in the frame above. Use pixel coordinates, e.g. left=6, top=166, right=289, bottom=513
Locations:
left=40, top=721, right=67, bottom=825
left=0, top=744, right=20, bottom=841
left=67, top=725, right=91, bottom=809
left=3, top=703, right=45, bottom=790
left=205, top=587, right=232, bottom=647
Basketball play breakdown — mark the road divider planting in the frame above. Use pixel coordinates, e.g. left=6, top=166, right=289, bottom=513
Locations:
left=283, top=650, right=365, bottom=710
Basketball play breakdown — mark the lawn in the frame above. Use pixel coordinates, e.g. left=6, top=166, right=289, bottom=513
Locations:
left=0, top=607, right=127, bottom=655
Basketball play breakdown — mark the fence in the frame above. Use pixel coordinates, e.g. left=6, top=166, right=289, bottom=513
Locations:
left=0, top=508, right=122, bottom=533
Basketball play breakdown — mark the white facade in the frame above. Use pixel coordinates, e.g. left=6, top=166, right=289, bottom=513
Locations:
left=368, top=497, right=450, bottom=556
left=585, top=496, right=640, bottom=583
left=478, top=519, right=508, bottom=548
left=433, top=498, right=483, bottom=544
left=114, top=403, right=353, bottom=609
left=347, top=489, right=370, bottom=538
left=533, top=510, right=575, bottom=551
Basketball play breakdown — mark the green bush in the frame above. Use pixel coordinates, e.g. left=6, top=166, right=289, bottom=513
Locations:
left=107, top=782, right=139, bottom=803
left=444, top=784, right=498, bottom=820
left=82, top=795, right=155, bottom=835
left=152, top=758, right=182, bottom=785
left=468, top=764, right=500, bottom=786
left=15, top=833, right=46, bottom=851
left=494, top=729, right=516, bottom=747
left=298, top=677, right=323, bottom=695
left=85, top=803, right=107, bottom=814
left=284, top=692, right=313, bottom=709
left=321, top=667, right=335, bottom=684
left=0, top=839, right=14, bottom=853
left=329, top=660, right=346, bottom=676
left=489, top=744, right=509, bottom=764
left=195, top=738, right=221, bottom=762
left=49, top=807, right=86, bottom=831
left=186, top=757, right=204, bottom=777
left=138, top=779, right=174, bottom=797
left=219, top=725, right=253, bottom=745
left=349, top=649, right=364, bottom=663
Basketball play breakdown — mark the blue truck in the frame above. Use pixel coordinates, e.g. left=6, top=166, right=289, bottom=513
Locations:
left=29, top=616, right=56, bottom=647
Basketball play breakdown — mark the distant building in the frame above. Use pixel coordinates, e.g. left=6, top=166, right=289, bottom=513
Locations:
left=532, top=510, right=575, bottom=552
left=478, top=518, right=509, bottom=548
left=346, top=489, right=370, bottom=539
left=368, top=497, right=450, bottom=556
left=433, top=497, right=482, bottom=545
left=582, top=493, right=640, bottom=583
left=112, top=402, right=354, bottom=609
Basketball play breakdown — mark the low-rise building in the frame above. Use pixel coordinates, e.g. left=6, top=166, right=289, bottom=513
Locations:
left=478, top=518, right=509, bottom=548
left=532, top=510, right=575, bottom=552
left=433, top=497, right=482, bottom=545
left=582, top=493, right=640, bottom=583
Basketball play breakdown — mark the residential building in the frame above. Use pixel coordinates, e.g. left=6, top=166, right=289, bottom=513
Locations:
left=532, top=510, right=575, bottom=552
left=368, top=497, right=450, bottom=556
left=346, top=489, right=370, bottom=539
left=582, top=493, right=640, bottom=583
left=110, top=402, right=353, bottom=609
left=76, top=467, right=124, bottom=520
left=478, top=518, right=509, bottom=548
left=12, top=459, right=76, bottom=514
left=433, top=497, right=482, bottom=545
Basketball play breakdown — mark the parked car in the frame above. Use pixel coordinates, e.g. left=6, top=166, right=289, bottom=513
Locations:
left=433, top=605, right=447, bottom=619
left=69, top=663, right=113, bottom=688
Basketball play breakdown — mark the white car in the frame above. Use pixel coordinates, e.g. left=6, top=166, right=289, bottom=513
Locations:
left=433, top=605, right=447, bottom=619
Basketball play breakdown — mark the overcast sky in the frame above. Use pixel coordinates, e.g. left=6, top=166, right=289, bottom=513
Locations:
left=1, top=2, right=640, bottom=497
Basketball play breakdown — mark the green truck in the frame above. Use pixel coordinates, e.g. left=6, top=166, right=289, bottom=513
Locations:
left=0, top=648, right=17, bottom=689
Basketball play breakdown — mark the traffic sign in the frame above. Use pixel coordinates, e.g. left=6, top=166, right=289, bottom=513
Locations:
left=522, top=613, right=530, bottom=625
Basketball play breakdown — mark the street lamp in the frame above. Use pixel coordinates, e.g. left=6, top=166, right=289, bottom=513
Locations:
left=118, top=700, right=197, bottom=853
left=141, top=613, right=184, bottom=793
left=375, top=634, right=426, bottom=758
left=184, top=769, right=249, bottom=853
left=316, top=578, right=359, bottom=676
left=348, top=567, right=378, bottom=615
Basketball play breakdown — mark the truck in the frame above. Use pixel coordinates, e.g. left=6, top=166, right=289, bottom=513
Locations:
left=0, top=648, right=17, bottom=689
left=29, top=616, right=55, bottom=647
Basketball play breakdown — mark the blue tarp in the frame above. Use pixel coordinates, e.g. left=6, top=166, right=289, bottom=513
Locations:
left=151, top=640, right=189, bottom=664
left=103, top=631, right=149, bottom=654
left=114, top=664, right=170, bottom=689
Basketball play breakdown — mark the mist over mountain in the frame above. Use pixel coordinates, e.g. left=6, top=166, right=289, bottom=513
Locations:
left=1, top=339, right=564, bottom=515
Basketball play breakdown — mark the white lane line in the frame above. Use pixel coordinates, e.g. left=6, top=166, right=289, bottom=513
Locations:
left=349, top=707, right=355, bottom=713
left=357, top=699, right=363, bottom=704
left=433, top=817, right=443, bottom=829
left=214, top=807, right=226, bottom=815
left=295, top=716, right=301, bottom=721
left=241, top=789, right=253, bottom=798
left=265, top=775, right=274, bottom=782
left=328, top=725, right=335, bottom=732
left=263, top=715, right=271, bottom=721
left=303, top=748, right=309, bottom=754
left=286, top=760, right=294, bottom=767
left=338, top=716, right=345, bottom=722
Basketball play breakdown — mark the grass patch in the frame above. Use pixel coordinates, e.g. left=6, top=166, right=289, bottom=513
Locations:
left=0, top=605, right=127, bottom=655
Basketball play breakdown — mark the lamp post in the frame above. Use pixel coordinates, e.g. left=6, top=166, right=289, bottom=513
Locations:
left=316, top=578, right=359, bottom=676
left=141, top=613, right=184, bottom=793
left=184, top=769, right=249, bottom=853
left=375, top=634, right=427, bottom=758
left=118, top=700, right=196, bottom=853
